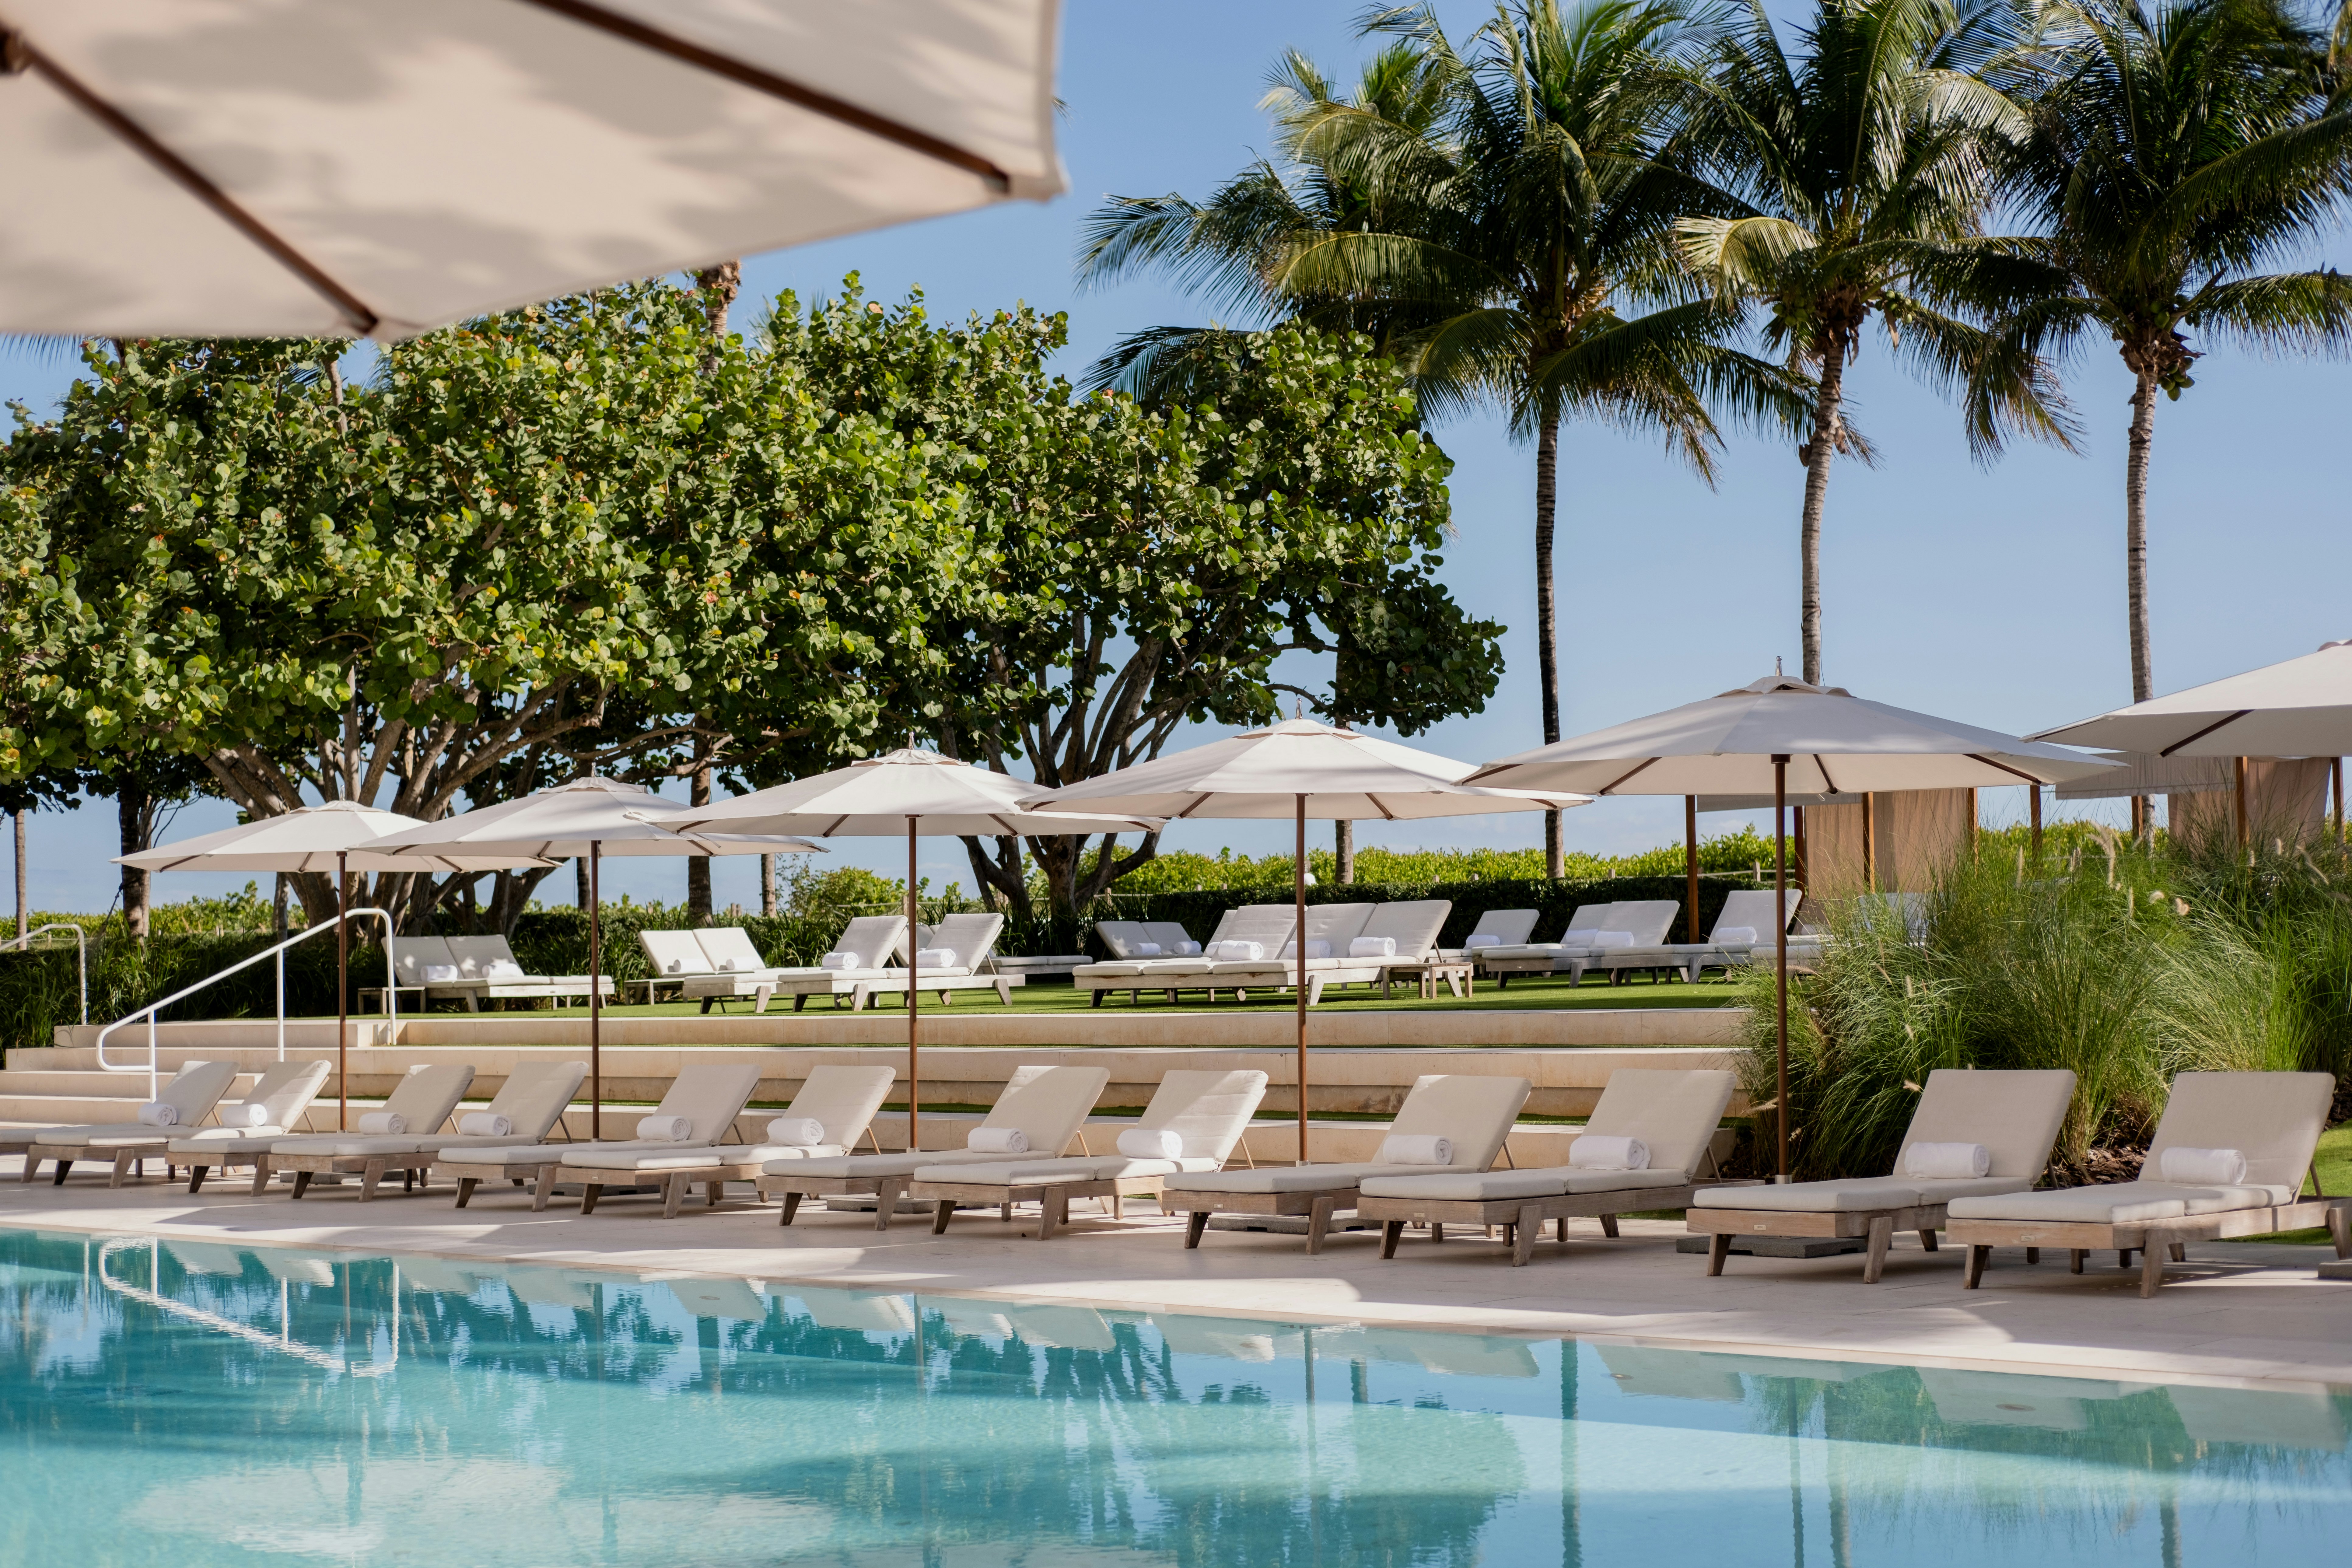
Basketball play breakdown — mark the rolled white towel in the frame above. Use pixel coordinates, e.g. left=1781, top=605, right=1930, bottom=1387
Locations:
left=1211, top=940, right=1264, bottom=962
left=483, top=960, right=526, bottom=981
left=1568, top=1134, right=1650, bottom=1171
left=966, top=1127, right=1029, bottom=1153
left=1376, top=1133, right=1453, bottom=1166
left=914, top=947, right=958, bottom=968
left=218, top=1103, right=271, bottom=1129
left=1132, top=942, right=1163, bottom=956
left=1465, top=934, right=1500, bottom=949
left=134, top=1101, right=180, bottom=1127
left=2158, top=1146, right=2248, bottom=1185
left=1580, top=931, right=1636, bottom=950
left=636, top=1114, right=695, bottom=1142
left=1173, top=940, right=1202, bottom=955
left=819, top=951, right=860, bottom=971
left=1713, top=926, right=1759, bottom=946
left=1117, top=1127, right=1184, bottom=1159
left=421, top=963, right=461, bottom=983
left=713, top=957, right=740, bottom=972
left=663, top=958, right=685, bottom=974
left=765, top=1116, right=826, bottom=1146
left=1349, top=936, right=1397, bottom=958
left=1902, top=1141, right=1991, bottom=1179
left=1279, top=939, right=1332, bottom=960
left=357, top=1111, right=407, bottom=1135
left=457, top=1112, right=513, bottom=1138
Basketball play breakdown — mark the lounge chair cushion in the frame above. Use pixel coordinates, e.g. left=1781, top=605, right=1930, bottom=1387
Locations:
left=560, top=1143, right=851, bottom=1171
left=1133, top=1068, right=1271, bottom=1163
left=2144, top=1071, right=2335, bottom=1199
left=1946, top=1179, right=2299, bottom=1224
left=775, top=1064, right=898, bottom=1150
left=36, top=1126, right=185, bottom=1149
left=443, top=1140, right=663, bottom=1168
left=167, top=1132, right=302, bottom=1155
left=1582, top=1069, right=1737, bottom=1178
left=911, top=1153, right=1223, bottom=1186
left=1693, top=1174, right=2029, bottom=1212
left=765, top=1148, right=1027, bottom=1181
left=1895, top=1069, right=2077, bottom=1179
left=1359, top=1167, right=1695, bottom=1202
left=1163, top=1160, right=1400, bottom=1195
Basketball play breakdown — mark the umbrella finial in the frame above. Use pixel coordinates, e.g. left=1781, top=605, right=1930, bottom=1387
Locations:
left=1776, top=656, right=1783, bottom=675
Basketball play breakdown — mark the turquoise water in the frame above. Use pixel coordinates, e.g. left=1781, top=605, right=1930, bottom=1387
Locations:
left=1, top=1230, right=2347, bottom=1566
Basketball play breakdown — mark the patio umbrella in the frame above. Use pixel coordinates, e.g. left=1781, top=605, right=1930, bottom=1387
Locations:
left=366, top=778, right=818, bottom=1134
left=1019, top=717, right=1586, bottom=1163
left=672, top=749, right=1160, bottom=1149
left=0, top=0, right=1065, bottom=338
left=116, top=798, right=552, bottom=1129
left=1468, top=675, right=2117, bottom=1178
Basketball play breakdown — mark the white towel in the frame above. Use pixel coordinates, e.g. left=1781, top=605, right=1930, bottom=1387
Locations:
left=914, top=947, right=957, bottom=968
left=664, top=958, right=685, bottom=974
left=1376, top=1134, right=1453, bottom=1166
left=713, top=957, right=740, bottom=972
left=1713, top=926, right=1759, bottom=945
left=1903, top=1141, right=1990, bottom=1179
left=1349, top=936, right=1396, bottom=958
left=765, top=1117, right=826, bottom=1146
left=1568, top=1134, right=1650, bottom=1171
left=421, top=963, right=461, bottom=983
left=1279, top=939, right=1332, bottom=960
left=1132, top=942, right=1162, bottom=956
left=1212, top=940, right=1264, bottom=962
left=1580, top=931, right=1635, bottom=949
left=1174, top=940, right=1202, bottom=955
left=484, top=960, right=525, bottom=981
left=820, top=951, right=860, bottom=971
left=966, top=1127, right=1029, bottom=1153
left=134, top=1101, right=179, bottom=1127
left=457, top=1112, right=513, bottom=1138
left=1465, top=934, right=1500, bottom=948
left=636, top=1114, right=695, bottom=1142
left=357, top=1111, right=406, bottom=1135
left=219, top=1103, right=271, bottom=1129
left=1117, top=1127, right=1184, bottom=1159
left=2158, top=1146, right=2248, bottom=1185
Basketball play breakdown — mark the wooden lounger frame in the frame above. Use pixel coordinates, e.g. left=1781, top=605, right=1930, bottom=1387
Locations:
left=23, top=1139, right=185, bottom=1188
left=1949, top=1197, right=2352, bottom=1298
left=1360, top=1178, right=1750, bottom=1267
left=1171, top=1186, right=1363, bottom=1255
left=435, top=1125, right=883, bottom=1213
left=911, top=1171, right=1178, bottom=1240
left=263, top=1147, right=443, bottom=1201
left=1689, top=1199, right=1960, bottom=1284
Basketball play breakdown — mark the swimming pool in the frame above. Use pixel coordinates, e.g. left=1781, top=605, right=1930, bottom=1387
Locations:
left=0, top=1230, right=2345, bottom=1565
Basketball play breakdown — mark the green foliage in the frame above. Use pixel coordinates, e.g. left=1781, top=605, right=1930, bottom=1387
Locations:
left=1108, top=828, right=1783, bottom=892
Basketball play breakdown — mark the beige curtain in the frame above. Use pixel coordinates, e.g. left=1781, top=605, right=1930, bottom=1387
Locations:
left=1801, top=789, right=1977, bottom=895
left=2169, top=757, right=2332, bottom=848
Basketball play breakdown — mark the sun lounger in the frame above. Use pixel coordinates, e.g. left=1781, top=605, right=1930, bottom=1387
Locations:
left=257, top=1062, right=498, bottom=1199
left=1077, top=921, right=1205, bottom=1002
left=1449, top=908, right=1538, bottom=962
left=21, top=1059, right=242, bottom=1186
left=1477, top=901, right=1678, bottom=985
left=1164, top=1073, right=1533, bottom=1254
left=378, top=935, right=611, bottom=1012
left=910, top=1068, right=1270, bottom=1238
left=635, top=929, right=718, bottom=1003
left=1357, top=1068, right=1738, bottom=1265
left=1077, top=907, right=1296, bottom=1003
left=678, top=928, right=804, bottom=1013
left=1689, top=1068, right=2077, bottom=1282
left=761, top=915, right=914, bottom=1011
left=1597, top=889, right=1802, bottom=983
left=433, top=1061, right=764, bottom=1209
left=849, top=912, right=1022, bottom=1008
left=1947, top=1071, right=2351, bottom=1296
left=542, top=1064, right=897, bottom=1218
left=166, top=1059, right=334, bottom=1192
left=755, top=1063, right=1112, bottom=1229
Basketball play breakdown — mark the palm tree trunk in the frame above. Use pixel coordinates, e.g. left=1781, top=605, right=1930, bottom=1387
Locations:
left=2125, top=367, right=2157, bottom=704
left=687, top=721, right=713, bottom=922
left=1797, top=337, right=1847, bottom=687
left=1535, top=411, right=1564, bottom=879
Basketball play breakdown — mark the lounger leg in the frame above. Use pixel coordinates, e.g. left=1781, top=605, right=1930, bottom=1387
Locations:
left=1185, top=1210, right=1210, bottom=1248
left=1705, top=1232, right=1731, bottom=1275
left=251, top=1156, right=272, bottom=1196
left=1964, top=1244, right=1989, bottom=1289
left=2329, top=1203, right=2351, bottom=1258
left=1556, top=1216, right=1568, bottom=1243
left=873, top=1177, right=906, bottom=1231
left=661, top=1175, right=689, bottom=1220
left=1598, top=1213, right=1619, bottom=1239
left=778, top=1191, right=803, bottom=1227
left=2140, top=1238, right=2169, bottom=1297
left=356, top=1160, right=389, bottom=1201
left=1109, top=1192, right=1123, bottom=1220
left=1918, top=1229, right=1939, bottom=1252
left=51, top=1157, right=72, bottom=1185
left=402, top=1168, right=415, bottom=1193
left=1305, top=1195, right=1336, bottom=1255
left=1380, top=1220, right=1403, bottom=1260
left=1040, top=1190, right=1068, bottom=1239
left=2168, top=1241, right=2186, bottom=1262
left=532, top=1166, right=556, bottom=1211
left=707, top=1180, right=723, bottom=1209
left=579, top=1182, right=603, bottom=1215
left=2025, top=1247, right=2039, bottom=1265
left=455, top=1177, right=478, bottom=1209
left=999, top=1199, right=1012, bottom=1222
left=290, top=1170, right=312, bottom=1199
left=1863, top=1216, right=1894, bottom=1283
left=2117, top=1248, right=2134, bottom=1268
left=187, top=1165, right=210, bottom=1194
left=110, top=1149, right=136, bottom=1188
left=2070, top=1249, right=2086, bottom=1273
left=1512, top=1203, right=1542, bottom=1267
left=932, top=1198, right=956, bottom=1234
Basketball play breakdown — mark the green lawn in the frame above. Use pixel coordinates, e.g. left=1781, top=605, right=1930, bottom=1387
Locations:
left=2233, top=1122, right=2349, bottom=1244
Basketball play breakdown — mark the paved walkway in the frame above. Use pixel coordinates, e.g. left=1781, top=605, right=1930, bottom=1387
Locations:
left=5, top=1159, right=2346, bottom=1391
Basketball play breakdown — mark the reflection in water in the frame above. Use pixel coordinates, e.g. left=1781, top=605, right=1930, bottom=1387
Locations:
left=0, top=1231, right=2345, bottom=1566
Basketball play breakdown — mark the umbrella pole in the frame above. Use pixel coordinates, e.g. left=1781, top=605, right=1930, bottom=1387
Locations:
left=590, top=841, right=601, bottom=1139
left=336, top=850, right=348, bottom=1132
left=1295, top=794, right=1308, bottom=1166
left=1773, top=758, right=1789, bottom=1181
left=1684, top=795, right=1701, bottom=944
left=907, top=818, right=920, bottom=1153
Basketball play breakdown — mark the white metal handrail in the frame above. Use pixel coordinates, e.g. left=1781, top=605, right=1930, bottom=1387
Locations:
left=11, top=921, right=89, bottom=1024
left=98, top=1238, right=401, bottom=1378
left=95, top=908, right=397, bottom=1097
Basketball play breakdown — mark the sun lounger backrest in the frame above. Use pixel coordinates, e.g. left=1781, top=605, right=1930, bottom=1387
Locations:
left=640, top=929, right=712, bottom=978
left=1388, top=1074, right=1531, bottom=1172
left=1584, top=1069, right=1736, bottom=1177
left=157, top=1059, right=241, bottom=1123
left=1608, top=901, right=1682, bottom=945
left=693, top=928, right=770, bottom=974
left=392, top=936, right=457, bottom=986
left=1563, top=903, right=1612, bottom=933
left=2146, top=1071, right=2333, bottom=1197
left=446, top=935, right=525, bottom=980
left=1711, top=889, right=1799, bottom=939
left=1357, top=900, right=1450, bottom=959
left=782, top=1065, right=898, bottom=1147
left=1095, top=920, right=1150, bottom=958
left=380, top=1063, right=478, bottom=1132
left=1468, top=908, right=1540, bottom=945
left=1206, top=905, right=1300, bottom=949
left=926, top=912, right=1005, bottom=969
left=1142, top=921, right=1196, bottom=951
left=1302, top=903, right=1374, bottom=948
left=644, top=1062, right=765, bottom=1143
left=978, top=1063, right=1110, bottom=1154
left=230, top=1059, right=331, bottom=1128
left=832, top=915, right=910, bottom=967
left=1896, top=1069, right=2075, bottom=1179
left=1138, top=1069, right=1270, bottom=1162
left=481, top=1061, right=589, bottom=1140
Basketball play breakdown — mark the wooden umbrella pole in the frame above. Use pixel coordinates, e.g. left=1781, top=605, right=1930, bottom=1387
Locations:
left=1773, top=757, right=1789, bottom=1181
left=589, top=841, right=601, bottom=1139
left=1684, top=795, right=1701, bottom=943
left=2235, top=756, right=2249, bottom=850
left=907, top=817, right=920, bottom=1153
left=336, top=849, right=348, bottom=1131
left=2030, top=783, right=2043, bottom=862
left=1295, top=793, right=1308, bottom=1166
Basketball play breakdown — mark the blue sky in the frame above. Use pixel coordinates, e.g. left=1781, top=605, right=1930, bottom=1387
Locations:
left=6, top=0, right=2347, bottom=914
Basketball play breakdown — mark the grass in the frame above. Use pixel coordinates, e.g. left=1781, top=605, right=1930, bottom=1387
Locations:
left=2235, top=1122, right=2352, bottom=1244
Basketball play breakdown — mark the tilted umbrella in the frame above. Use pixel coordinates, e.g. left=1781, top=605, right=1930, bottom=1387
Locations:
left=673, top=749, right=1159, bottom=1149
left=1020, top=717, right=1585, bottom=1163
left=367, top=778, right=818, bottom=1134
left=0, top=0, right=1065, bottom=337
left=117, top=798, right=551, bottom=1128
left=1468, top=675, right=2118, bottom=1178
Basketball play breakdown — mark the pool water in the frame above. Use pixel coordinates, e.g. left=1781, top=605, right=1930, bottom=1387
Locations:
left=1, top=1230, right=2346, bottom=1566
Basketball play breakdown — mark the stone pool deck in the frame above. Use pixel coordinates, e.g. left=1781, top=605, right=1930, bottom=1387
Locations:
left=5, top=1157, right=2346, bottom=1393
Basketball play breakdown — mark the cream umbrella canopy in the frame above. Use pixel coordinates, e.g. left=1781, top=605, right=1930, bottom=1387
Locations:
left=1019, top=717, right=1587, bottom=1163
left=116, top=798, right=554, bottom=1129
left=671, top=749, right=1161, bottom=1149
left=0, top=0, right=1065, bottom=338
left=1468, top=675, right=2118, bottom=1177
left=366, top=778, right=819, bottom=1134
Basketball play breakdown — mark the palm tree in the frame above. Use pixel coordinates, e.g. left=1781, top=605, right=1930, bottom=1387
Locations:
left=1673, top=0, right=2067, bottom=685
left=1082, top=1, right=1809, bottom=874
left=1971, top=0, right=2352, bottom=708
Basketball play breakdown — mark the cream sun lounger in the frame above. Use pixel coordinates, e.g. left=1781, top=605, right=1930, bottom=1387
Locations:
left=1191, top=902, right=1377, bottom=1003
left=755, top=1063, right=1111, bottom=1230
left=434, top=1061, right=764, bottom=1209
left=259, top=1062, right=493, bottom=1199
left=762, top=915, right=914, bottom=1011
left=1689, top=1068, right=2077, bottom=1283
left=850, top=912, right=1021, bottom=1009
left=1479, top=902, right=1682, bottom=985
left=166, top=1059, right=334, bottom=1192
left=1600, top=889, right=1802, bottom=983
left=1451, top=908, right=1538, bottom=961
left=1075, top=920, right=1202, bottom=1004
left=262, top=1060, right=586, bottom=1200
left=21, top=1059, right=242, bottom=1186
left=1948, top=1071, right=2351, bottom=1297
left=636, top=929, right=719, bottom=1004
left=382, top=935, right=609, bottom=1012
left=678, top=927, right=798, bottom=1012
left=1164, top=1074, right=1533, bottom=1255
left=910, top=1069, right=1270, bottom=1239
left=547, top=1065, right=897, bottom=1218
left=1078, top=904, right=1302, bottom=1003
left=1357, top=1069, right=1738, bottom=1266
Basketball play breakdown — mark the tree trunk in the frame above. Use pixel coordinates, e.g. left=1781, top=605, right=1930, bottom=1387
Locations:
left=2124, top=366, right=2157, bottom=703
left=1535, top=411, right=1564, bottom=879
left=12, top=811, right=23, bottom=947
left=1797, top=335, right=1848, bottom=688
left=1335, top=819, right=1354, bottom=885
left=272, top=873, right=289, bottom=936
left=118, top=782, right=151, bottom=940
left=687, top=719, right=713, bottom=922
left=760, top=854, right=776, bottom=916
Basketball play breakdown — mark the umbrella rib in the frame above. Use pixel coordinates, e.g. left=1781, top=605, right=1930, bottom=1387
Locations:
left=1596, top=758, right=1660, bottom=795
left=1966, top=753, right=2043, bottom=786
left=1367, top=795, right=1398, bottom=821
left=512, top=0, right=1014, bottom=193
left=1814, top=757, right=1838, bottom=794
left=2158, top=710, right=2253, bottom=758
left=2, top=32, right=380, bottom=334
